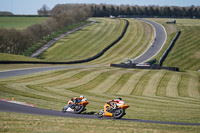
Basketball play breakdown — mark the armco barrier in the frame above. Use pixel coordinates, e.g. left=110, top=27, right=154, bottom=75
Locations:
left=0, top=19, right=129, bottom=64
left=110, top=63, right=179, bottom=72
left=159, top=30, right=181, bottom=66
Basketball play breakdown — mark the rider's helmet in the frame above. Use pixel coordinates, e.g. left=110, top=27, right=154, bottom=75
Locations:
left=80, top=95, right=84, bottom=98
left=117, top=97, right=122, bottom=100
left=82, top=98, right=87, bottom=101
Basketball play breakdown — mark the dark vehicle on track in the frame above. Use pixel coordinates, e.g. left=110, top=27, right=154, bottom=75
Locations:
left=97, top=102, right=129, bottom=119
left=62, top=98, right=88, bottom=114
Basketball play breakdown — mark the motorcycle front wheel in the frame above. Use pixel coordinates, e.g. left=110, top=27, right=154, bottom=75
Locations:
left=74, top=104, right=85, bottom=114
left=62, top=107, right=66, bottom=113
left=113, top=109, right=125, bottom=119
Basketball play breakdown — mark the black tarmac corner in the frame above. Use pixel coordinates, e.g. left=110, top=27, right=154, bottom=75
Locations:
left=1, top=100, right=200, bottom=126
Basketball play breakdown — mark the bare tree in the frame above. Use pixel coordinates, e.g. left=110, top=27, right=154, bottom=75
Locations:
left=37, top=4, right=51, bottom=16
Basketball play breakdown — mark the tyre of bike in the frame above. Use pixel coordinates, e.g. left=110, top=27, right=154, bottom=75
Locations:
left=62, top=107, right=66, bottom=113
left=113, top=109, right=125, bottom=119
left=74, top=104, right=85, bottom=114
left=97, top=110, right=103, bottom=118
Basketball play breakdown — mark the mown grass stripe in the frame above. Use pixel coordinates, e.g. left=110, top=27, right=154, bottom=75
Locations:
left=0, top=85, right=64, bottom=103
left=187, top=74, right=200, bottom=98
left=68, top=19, right=114, bottom=60
left=131, top=70, right=153, bottom=96
left=39, top=69, right=97, bottom=87
left=166, top=73, right=181, bottom=97
left=68, top=70, right=116, bottom=92
left=178, top=74, right=189, bottom=97
left=142, top=71, right=166, bottom=96
left=11, top=68, right=79, bottom=83
left=106, top=73, right=133, bottom=94
left=116, top=70, right=141, bottom=95
left=53, top=69, right=110, bottom=89
left=89, top=72, right=123, bottom=93
left=100, top=20, right=140, bottom=64
left=156, top=72, right=172, bottom=96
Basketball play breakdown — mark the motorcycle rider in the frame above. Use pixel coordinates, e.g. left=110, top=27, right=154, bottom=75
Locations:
left=107, top=97, right=124, bottom=110
left=67, top=95, right=86, bottom=110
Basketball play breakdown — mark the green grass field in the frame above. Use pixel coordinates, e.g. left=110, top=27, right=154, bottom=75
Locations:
left=0, top=67, right=200, bottom=132
left=40, top=18, right=153, bottom=64
left=0, top=17, right=48, bottom=29
left=0, top=67, right=199, bottom=122
left=1, top=18, right=200, bottom=132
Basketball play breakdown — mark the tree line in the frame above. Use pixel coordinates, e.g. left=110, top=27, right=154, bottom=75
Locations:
left=0, top=11, right=14, bottom=16
left=90, top=4, right=200, bottom=18
left=0, top=4, right=90, bottom=55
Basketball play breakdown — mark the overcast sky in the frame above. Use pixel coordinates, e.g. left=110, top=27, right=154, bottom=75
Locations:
left=0, top=0, right=200, bottom=15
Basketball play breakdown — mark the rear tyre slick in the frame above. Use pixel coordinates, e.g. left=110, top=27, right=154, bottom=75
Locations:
left=97, top=110, right=103, bottom=118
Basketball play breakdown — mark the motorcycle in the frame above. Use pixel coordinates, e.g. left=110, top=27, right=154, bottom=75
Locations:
left=62, top=99, right=88, bottom=114
left=97, top=102, right=129, bottom=119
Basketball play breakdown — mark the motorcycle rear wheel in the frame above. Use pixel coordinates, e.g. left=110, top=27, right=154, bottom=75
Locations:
left=97, top=110, right=103, bottom=118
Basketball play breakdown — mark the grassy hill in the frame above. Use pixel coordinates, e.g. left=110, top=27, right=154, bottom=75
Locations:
left=148, top=18, right=200, bottom=71
left=40, top=18, right=153, bottom=64
left=40, top=18, right=127, bottom=61
left=0, top=18, right=200, bottom=132
left=0, top=67, right=199, bottom=123
left=0, top=17, right=48, bottom=29
left=0, top=53, right=42, bottom=61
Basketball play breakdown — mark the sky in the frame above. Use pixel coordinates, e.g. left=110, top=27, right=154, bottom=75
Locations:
left=0, top=0, right=200, bottom=15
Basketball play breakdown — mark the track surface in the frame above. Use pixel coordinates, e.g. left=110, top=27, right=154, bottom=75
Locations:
left=0, top=19, right=199, bottom=126
left=1, top=100, right=200, bottom=126
left=0, top=65, right=99, bottom=79
left=134, top=19, right=167, bottom=63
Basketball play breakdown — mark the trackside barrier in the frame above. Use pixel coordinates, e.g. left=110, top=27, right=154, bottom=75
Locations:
left=159, top=30, right=181, bottom=66
left=0, top=19, right=129, bottom=64
left=110, top=63, right=179, bottom=72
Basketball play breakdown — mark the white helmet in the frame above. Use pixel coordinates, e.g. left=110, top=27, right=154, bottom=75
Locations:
left=82, top=98, right=87, bottom=101
left=80, top=95, right=84, bottom=98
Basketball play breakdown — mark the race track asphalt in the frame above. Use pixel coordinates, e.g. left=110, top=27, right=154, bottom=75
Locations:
left=0, top=65, right=99, bottom=79
left=1, top=100, right=200, bottom=126
left=134, top=19, right=167, bottom=63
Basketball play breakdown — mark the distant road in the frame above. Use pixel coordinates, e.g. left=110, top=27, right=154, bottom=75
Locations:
left=133, top=19, right=167, bottom=63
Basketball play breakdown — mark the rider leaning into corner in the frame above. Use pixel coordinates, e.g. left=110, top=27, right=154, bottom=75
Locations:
left=107, top=97, right=125, bottom=109
left=67, top=95, right=87, bottom=110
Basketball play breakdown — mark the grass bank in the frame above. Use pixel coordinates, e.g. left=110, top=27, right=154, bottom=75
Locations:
left=0, top=17, right=48, bottom=29
left=147, top=18, right=200, bottom=71
left=0, top=67, right=199, bottom=124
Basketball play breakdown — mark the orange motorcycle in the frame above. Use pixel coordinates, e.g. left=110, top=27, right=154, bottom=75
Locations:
left=62, top=100, right=88, bottom=114
left=97, top=102, right=129, bottom=119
